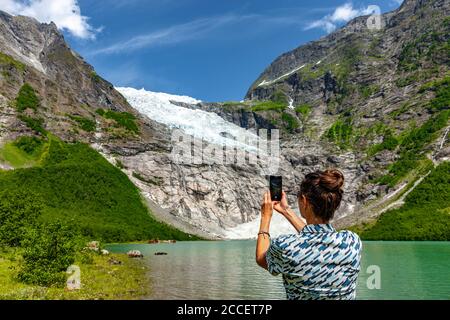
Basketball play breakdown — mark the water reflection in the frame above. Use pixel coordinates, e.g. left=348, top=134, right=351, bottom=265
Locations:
left=107, top=241, right=450, bottom=300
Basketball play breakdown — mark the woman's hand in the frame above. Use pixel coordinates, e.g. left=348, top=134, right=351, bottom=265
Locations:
left=273, top=191, right=290, bottom=215
left=260, top=191, right=273, bottom=219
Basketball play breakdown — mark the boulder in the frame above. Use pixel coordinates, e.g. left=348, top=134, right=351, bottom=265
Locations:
left=127, top=250, right=143, bottom=258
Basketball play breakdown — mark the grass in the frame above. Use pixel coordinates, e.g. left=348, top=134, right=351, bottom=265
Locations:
left=0, top=52, right=25, bottom=71
left=0, top=136, right=199, bottom=242
left=96, top=109, right=139, bottom=133
left=0, top=251, right=149, bottom=300
left=357, top=162, right=450, bottom=240
left=0, top=139, right=45, bottom=168
left=250, top=100, right=286, bottom=112
left=0, top=52, right=25, bottom=80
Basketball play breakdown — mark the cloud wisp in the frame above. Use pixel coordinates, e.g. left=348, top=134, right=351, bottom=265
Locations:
left=304, top=2, right=380, bottom=33
left=89, top=13, right=259, bottom=56
left=0, top=0, right=99, bottom=39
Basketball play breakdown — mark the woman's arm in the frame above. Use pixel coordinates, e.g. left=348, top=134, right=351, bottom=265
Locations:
left=273, top=192, right=306, bottom=232
left=255, top=191, right=272, bottom=270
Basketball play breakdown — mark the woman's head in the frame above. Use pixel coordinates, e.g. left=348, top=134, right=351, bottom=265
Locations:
left=297, top=169, right=344, bottom=223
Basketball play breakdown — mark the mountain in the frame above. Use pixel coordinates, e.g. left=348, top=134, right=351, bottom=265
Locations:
left=171, top=0, right=450, bottom=237
left=0, top=10, right=276, bottom=239
left=0, top=10, right=197, bottom=241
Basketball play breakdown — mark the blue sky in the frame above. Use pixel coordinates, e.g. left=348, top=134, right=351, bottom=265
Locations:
left=2, top=0, right=403, bottom=101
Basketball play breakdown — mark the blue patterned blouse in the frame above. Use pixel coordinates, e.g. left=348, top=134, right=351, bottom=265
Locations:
left=266, top=223, right=362, bottom=300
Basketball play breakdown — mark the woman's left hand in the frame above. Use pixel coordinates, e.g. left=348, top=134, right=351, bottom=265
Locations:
left=261, top=191, right=273, bottom=219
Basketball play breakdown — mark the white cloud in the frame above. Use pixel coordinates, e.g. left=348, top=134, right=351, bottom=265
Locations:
left=90, top=14, right=256, bottom=55
left=305, top=2, right=380, bottom=33
left=0, top=0, right=99, bottom=39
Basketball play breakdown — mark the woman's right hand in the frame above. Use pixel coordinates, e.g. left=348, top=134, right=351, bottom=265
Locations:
left=273, top=191, right=290, bottom=215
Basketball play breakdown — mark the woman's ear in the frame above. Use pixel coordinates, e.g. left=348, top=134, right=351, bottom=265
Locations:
left=301, top=194, right=307, bottom=207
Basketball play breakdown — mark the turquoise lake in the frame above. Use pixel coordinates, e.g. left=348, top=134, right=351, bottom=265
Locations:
left=107, top=240, right=450, bottom=300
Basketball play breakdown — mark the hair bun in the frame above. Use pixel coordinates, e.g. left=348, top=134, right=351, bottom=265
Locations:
left=319, top=169, right=344, bottom=192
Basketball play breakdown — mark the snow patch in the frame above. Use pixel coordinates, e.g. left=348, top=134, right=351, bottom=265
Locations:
left=257, top=64, right=306, bottom=87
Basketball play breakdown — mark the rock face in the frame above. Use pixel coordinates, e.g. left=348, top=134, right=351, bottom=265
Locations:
left=0, top=0, right=448, bottom=239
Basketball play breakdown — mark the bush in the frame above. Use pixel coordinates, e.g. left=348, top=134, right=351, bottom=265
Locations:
left=68, top=115, right=96, bottom=132
left=367, top=131, right=399, bottom=156
left=0, top=190, right=42, bottom=247
left=18, top=221, right=78, bottom=287
left=270, top=91, right=288, bottom=104
left=281, top=112, right=299, bottom=132
left=13, top=136, right=44, bottom=155
left=325, top=118, right=353, bottom=149
left=295, top=104, right=311, bottom=117
left=16, top=83, right=39, bottom=112
left=17, top=115, right=46, bottom=135
left=96, top=109, right=139, bottom=133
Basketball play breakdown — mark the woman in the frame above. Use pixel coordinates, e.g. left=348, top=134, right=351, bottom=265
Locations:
left=255, top=169, right=362, bottom=300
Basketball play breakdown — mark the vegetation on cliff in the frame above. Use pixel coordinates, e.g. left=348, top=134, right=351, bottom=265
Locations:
left=357, top=162, right=450, bottom=240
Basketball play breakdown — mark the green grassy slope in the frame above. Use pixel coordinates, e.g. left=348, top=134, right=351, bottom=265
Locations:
left=0, top=136, right=198, bottom=242
left=357, top=162, right=450, bottom=240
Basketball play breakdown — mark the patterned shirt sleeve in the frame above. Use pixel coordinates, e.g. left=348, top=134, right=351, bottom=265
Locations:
left=266, top=236, right=288, bottom=276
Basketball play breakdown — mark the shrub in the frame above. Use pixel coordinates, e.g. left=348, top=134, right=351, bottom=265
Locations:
left=270, top=91, right=288, bottom=104
left=18, top=221, right=78, bottom=287
left=96, top=109, right=139, bottom=133
left=325, top=118, right=353, bottom=149
left=295, top=104, right=311, bottom=117
left=90, top=71, right=102, bottom=82
left=68, top=115, right=96, bottom=132
left=0, top=190, right=42, bottom=247
left=360, top=84, right=380, bottom=98
left=367, top=131, right=399, bottom=156
left=13, top=136, right=44, bottom=155
left=17, top=115, right=46, bottom=135
left=281, top=112, right=299, bottom=132
left=16, top=83, right=39, bottom=112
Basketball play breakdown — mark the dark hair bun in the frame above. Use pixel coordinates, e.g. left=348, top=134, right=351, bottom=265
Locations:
left=319, top=169, right=344, bottom=192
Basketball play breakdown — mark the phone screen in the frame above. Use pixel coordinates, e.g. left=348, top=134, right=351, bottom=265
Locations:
left=269, top=176, right=282, bottom=201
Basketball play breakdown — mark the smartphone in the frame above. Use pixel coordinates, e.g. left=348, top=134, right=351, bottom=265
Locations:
left=269, top=176, right=282, bottom=201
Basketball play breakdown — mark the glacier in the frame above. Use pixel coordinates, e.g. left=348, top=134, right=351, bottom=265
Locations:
left=117, top=87, right=261, bottom=152
left=116, top=86, right=299, bottom=239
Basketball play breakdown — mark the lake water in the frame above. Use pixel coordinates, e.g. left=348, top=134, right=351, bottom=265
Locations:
left=107, top=241, right=450, bottom=300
